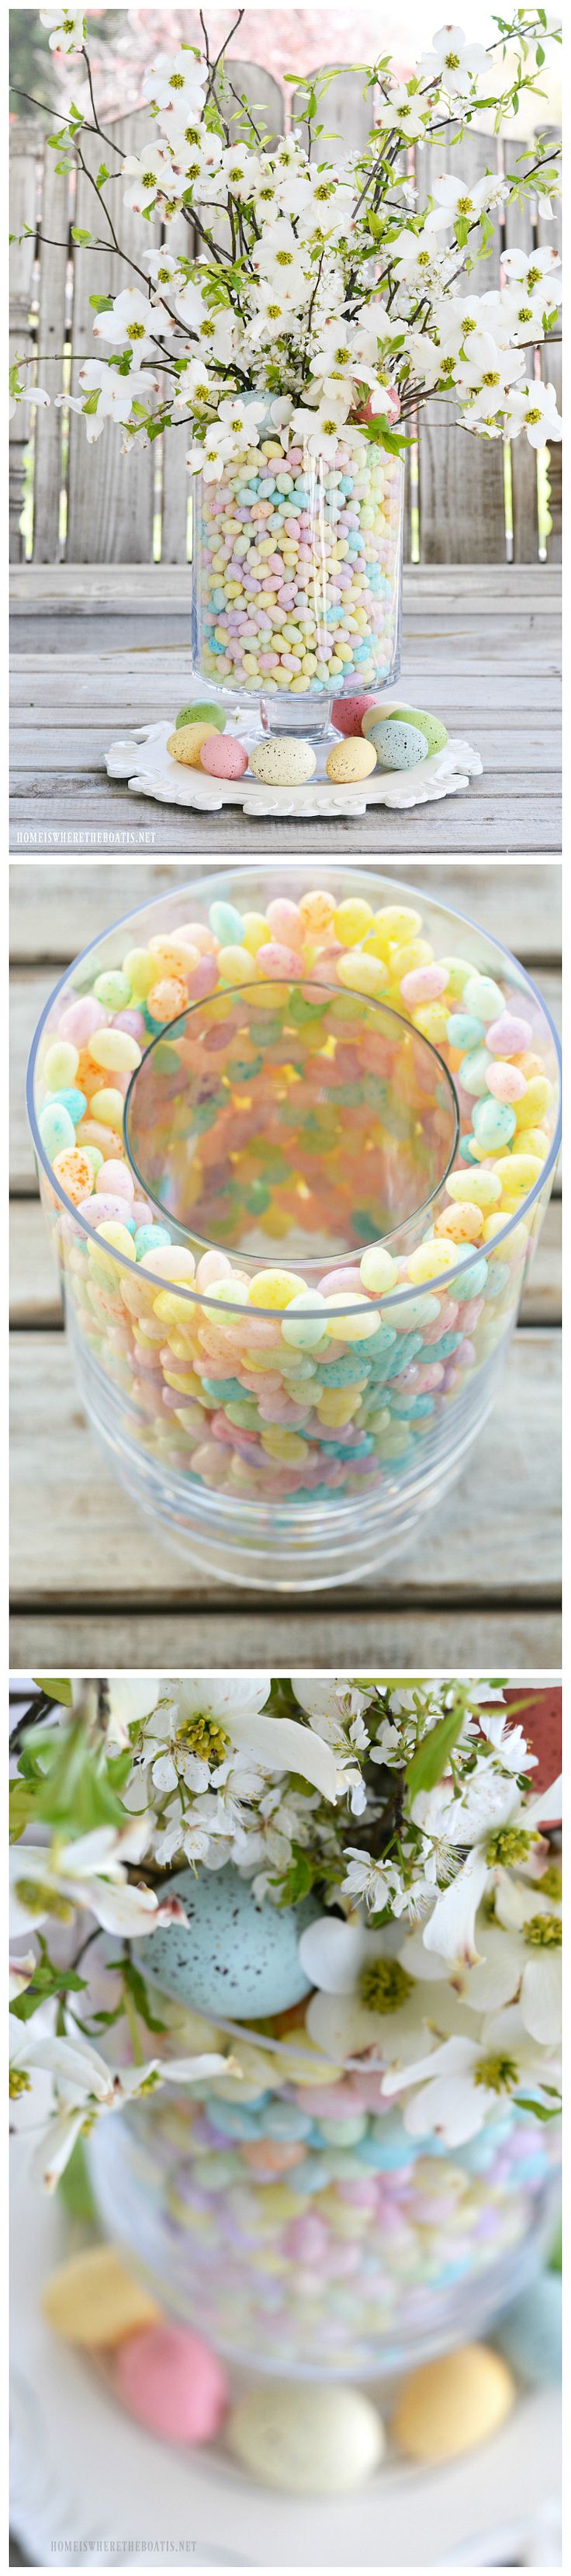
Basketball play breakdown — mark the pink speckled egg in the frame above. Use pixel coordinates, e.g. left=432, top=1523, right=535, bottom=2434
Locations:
left=199, top=737, right=248, bottom=780
left=112, top=2321, right=228, bottom=2445
left=331, top=696, right=379, bottom=738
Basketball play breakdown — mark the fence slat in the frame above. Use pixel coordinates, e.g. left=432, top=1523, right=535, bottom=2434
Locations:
left=537, top=128, right=561, bottom=562
left=66, top=111, right=159, bottom=562
left=414, top=127, right=505, bottom=562
left=216, top=59, right=284, bottom=148
left=502, top=147, right=540, bottom=564
left=9, top=120, right=40, bottom=561
left=292, top=67, right=375, bottom=159
left=32, top=141, right=70, bottom=562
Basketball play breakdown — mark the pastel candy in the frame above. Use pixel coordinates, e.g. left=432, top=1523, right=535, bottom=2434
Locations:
left=227, top=2380, right=385, bottom=2494
left=112, top=2320, right=228, bottom=2442
left=325, top=738, right=377, bottom=783
left=369, top=720, right=427, bottom=771
left=392, top=2345, right=515, bottom=2462
left=249, top=738, right=317, bottom=785
left=42, top=2246, right=160, bottom=2348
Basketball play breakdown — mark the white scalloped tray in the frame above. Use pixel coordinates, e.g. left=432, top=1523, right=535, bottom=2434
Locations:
left=106, top=702, right=483, bottom=821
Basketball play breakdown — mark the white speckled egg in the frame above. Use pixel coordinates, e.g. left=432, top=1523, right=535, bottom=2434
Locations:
left=137, top=1864, right=320, bottom=2019
left=227, top=2379, right=385, bottom=2494
left=325, top=738, right=377, bottom=784
left=369, top=720, right=428, bottom=772
left=249, top=738, right=317, bottom=786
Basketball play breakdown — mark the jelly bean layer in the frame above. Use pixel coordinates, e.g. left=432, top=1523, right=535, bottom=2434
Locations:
left=193, top=432, right=402, bottom=700
left=92, top=2068, right=560, bottom=2379
left=33, top=881, right=559, bottom=1509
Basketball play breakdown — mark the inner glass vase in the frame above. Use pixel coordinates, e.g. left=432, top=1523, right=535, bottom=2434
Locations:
left=124, top=982, right=459, bottom=1275
left=191, top=430, right=404, bottom=737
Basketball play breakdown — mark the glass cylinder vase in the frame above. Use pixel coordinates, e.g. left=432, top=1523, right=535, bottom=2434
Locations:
left=88, top=2027, right=561, bottom=2383
left=27, top=866, right=561, bottom=1591
left=191, top=425, right=404, bottom=736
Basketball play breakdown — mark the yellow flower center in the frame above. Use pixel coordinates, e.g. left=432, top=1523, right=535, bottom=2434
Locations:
left=142, top=172, right=157, bottom=190
left=475, top=2052, right=519, bottom=2092
left=175, top=1714, right=230, bottom=1763
left=486, top=1826, right=535, bottom=1866
left=524, top=407, right=542, bottom=425
left=126, top=321, right=146, bottom=341
left=445, top=50, right=461, bottom=70
left=15, top=1876, right=73, bottom=1922
left=359, top=1959, right=414, bottom=2012
left=9, top=2067, right=32, bottom=2099
left=523, top=1911, right=561, bottom=1949
left=456, top=196, right=474, bottom=217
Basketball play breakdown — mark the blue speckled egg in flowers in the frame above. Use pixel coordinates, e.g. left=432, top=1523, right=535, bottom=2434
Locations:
left=137, top=1865, right=321, bottom=2019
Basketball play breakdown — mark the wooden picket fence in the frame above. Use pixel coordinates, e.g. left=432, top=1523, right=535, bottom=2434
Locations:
left=9, top=65, right=561, bottom=567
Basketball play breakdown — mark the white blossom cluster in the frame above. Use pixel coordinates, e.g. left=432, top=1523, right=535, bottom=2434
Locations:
left=10, top=17, right=561, bottom=464
left=9, top=1675, right=560, bottom=2176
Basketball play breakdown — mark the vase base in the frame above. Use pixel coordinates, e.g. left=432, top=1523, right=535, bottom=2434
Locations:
left=259, top=693, right=334, bottom=740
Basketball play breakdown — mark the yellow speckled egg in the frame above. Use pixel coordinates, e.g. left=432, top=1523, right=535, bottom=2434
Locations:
left=392, top=2343, right=515, bottom=2463
left=249, top=738, right=317, bottom=786
left=167, top=722, right=219, bottom=768
left=227, top=2380, right=385, bottom=2494
left=325, top=738, right=377, bottom=784
left=42, top=2246, right=160, bottom=2348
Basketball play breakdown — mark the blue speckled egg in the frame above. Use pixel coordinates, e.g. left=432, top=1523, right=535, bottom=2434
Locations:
left=137, top=1865, right=320, bottom=2019
left=493, top=2273, right=561, bottom=2386
left=369, top=720, right=428, bottom=772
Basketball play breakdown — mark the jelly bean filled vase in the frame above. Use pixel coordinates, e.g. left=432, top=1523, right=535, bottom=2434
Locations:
left=191, top=422, right=404, bottom=736
left=28, top=866, right=561, bottom=1591
left=88, top=2005, right=561, bottom=2385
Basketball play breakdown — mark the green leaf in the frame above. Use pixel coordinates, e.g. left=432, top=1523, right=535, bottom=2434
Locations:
left=121, top=1956, right=168, bottom=2034
left=33, top=1676, right=73, bottom=1704
left=9, top=1778, right=36, bottom=1841
left=71, top=226, right=92, bottom=246
left=405, top=1703, right=467, bottom=1801
left=95, top=164, right=109, bottom=187
left=57, top=2137, right=98, bottom=2222
left=514, top=2094, right=561, bottom=2122
left=88, top=293, right=113, bottom=314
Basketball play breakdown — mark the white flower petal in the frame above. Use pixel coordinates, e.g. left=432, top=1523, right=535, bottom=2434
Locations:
left=422, top=1849, right=489, bottom=1967
left=298, top=1915, right=369, bottom=1994
left=520, top=1951, right=562, bottom=2047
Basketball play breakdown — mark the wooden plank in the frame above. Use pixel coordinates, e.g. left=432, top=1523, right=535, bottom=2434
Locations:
left=414, top=129, right=506, bottom=564
left=32, top=138, right=69, bottom=563
left=9, top=120, right=40, bottom=561
left=9, top=787, right=562, bottom=860
left=66, top=113, right=159, bottom=563
left=216, top=60, right=284, bottom=149
left=9, top=1606, right=562, bottom=1673
left=10, top=561, right=562, bottom=609
left=9, top=1328, right=560, bottom=1609
left=292, top=67, right=375, bottom=161
left=9, top=1193, right=561, bottom=1333
left=8, top=861, right=562, bottom=967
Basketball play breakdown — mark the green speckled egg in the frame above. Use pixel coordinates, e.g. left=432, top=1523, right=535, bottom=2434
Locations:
left=369, top=720, right=428, bottom=772
left=389, top=706, right=448, bottom=754
left=175, top=702, right=225, bottom=732
left=137, top=1864, right=320, bottom=2019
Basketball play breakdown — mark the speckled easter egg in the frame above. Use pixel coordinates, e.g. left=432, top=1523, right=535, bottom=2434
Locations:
left=369, top=720, right=428, bottom=772
left=112, top=2320, right=228, bottom=2442
left=227, top=2379, right=385, bottom=2494
left=392, top=2344, right=515, bottom=2462
left=325, top=738, right=377, bottom=785
left=493, top=2275, right=562, bottom=2387
left=199, top=737, right=248, bottom=780
left=249, top=738, right=317, bottom=786
left=167, top=723, right=220, bottom=768
left=175, top=703, right=226, bottom=733
left=388, top=706, right=448, bottom=754
left=138, top=1864, right=321, bottom=2019
left=331, top=695, right=379, bottom=738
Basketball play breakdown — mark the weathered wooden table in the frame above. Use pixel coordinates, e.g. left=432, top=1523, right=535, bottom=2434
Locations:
left=10, top=564, right=561, bottom=857
left=10, top=862, right=561, bottom=1671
